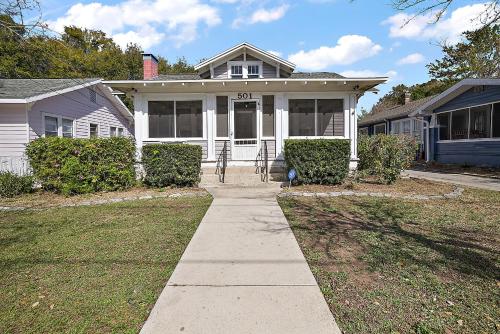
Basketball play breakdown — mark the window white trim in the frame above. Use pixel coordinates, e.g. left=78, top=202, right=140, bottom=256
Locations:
left=227, top=61, right=263, bottom=79
left=42, top=112, right=75, bottom=138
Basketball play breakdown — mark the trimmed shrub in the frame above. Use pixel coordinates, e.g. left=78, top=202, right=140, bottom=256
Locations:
left=142, top=144, right=202, bottom=187
left=26, top=137, right=136, bottom=195
left=358, top=134, right=418, bottom=184
left=0, top=172, right=34, bottom=197
left=284, top=139, right=350, bottom=184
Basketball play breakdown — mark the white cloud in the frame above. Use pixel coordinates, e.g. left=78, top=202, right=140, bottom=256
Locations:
left=397, top=53, right=425, bottom=65
left=382, top=2, right=494, bottom=44
left=288, top=35, right=382, bottom=70
left=341, top=69, right=397, bottom=79
left=47, top=0, right=221, bottom=49
left=267, top=50, right=283, bottom=57
left=232, top=4, right=289, bottom=28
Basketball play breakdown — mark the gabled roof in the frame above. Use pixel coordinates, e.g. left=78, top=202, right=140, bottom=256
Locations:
left=0, top=78, right=99, bottom=100
left=358, top=95, right=436, bottom=127
left=0, top=78, right=133, bottom=122
left=194, top=42, right=296, bottom=73
left=410, top=78, right=500, bottom=116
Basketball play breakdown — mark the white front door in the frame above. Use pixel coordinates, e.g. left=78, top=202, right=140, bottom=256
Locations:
left=231, top=100, right=259, bottom=161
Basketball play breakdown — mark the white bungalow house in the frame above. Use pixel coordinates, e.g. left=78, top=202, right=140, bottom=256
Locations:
left=105, top=43, right=387, bottom=172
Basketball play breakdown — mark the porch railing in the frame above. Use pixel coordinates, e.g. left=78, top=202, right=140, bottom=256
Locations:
left=255, top=140, right=269, bottom=183
left=216, top=140, right=228, bottom=183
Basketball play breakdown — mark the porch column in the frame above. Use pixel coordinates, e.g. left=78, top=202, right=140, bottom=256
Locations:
left=275, top=93, right=285, bottom=159
left=206, top=94, right=216, bottom=161
left=350, top=94, right=357, bottom=159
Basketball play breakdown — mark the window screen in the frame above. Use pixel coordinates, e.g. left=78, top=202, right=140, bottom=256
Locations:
left=148, top=101, right=174, bottom=138
left=493, top=103, right=500, bottom=138
left=437, top=113, right=450, bottom=140
left=231, top=65, right=243, bottom=78
left=90, top=123, right=98, bottom=137
left=289, top=99, right=315, bottom=136
left=262, top=95, right=274, bottom=137
left=110, top=126, right=117, bottom=137
left=317, top=99, right=343, bottom=136
left=176, top=100, right=203, bottom=138
left=216, top=96, right=228, bottom=137
left=44, top=116, right=58, bottom=137
left=62, top=119, right=73, bottom=138
left=118, top=128, right=124, bottom=137
left=469, top=105, right=491, bottom=139
left=374, top=123, right=386, bottom=134
left=451, top=109, right=469, bottom=140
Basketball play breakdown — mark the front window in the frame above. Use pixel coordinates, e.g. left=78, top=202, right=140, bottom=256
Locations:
left=216, top=96, right=229, bottom=137
left=110, top=126, right=117, bottom=137
left=493, top=103, right=500, bottom=138
left=289, top=99, right=315, bottom=136
left=402, top=119, right=411, bottom=135
left=469, top=105, right=491, bottom=139
left=231, top=65, right=243, bottom=78
left=62, top=119, right=74, bottom=138
left=451, top=109, right=469, bottom=140
left=289, top=99, right=344, bottom=137
left=118, top=128, right=124, bottom=137
left=44, top=116, right=58, bottom=137
left=317, top=99, right=343, bottom=136
left=392, top=121, right=400, bottom=134
left=262, top=95, right=274, bottom=137
left=148, top=100, right=202, bottom=139
left=437, top=113, right=450, bottom=140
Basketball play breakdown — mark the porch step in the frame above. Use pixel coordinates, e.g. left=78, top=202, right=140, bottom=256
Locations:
left=200, top=167, right=286, bottom=186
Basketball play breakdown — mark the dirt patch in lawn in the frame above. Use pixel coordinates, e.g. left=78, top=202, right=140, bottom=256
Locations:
left=284, top=177, right=454, bottom=196
left=279, top=188, right=500, bottom=334
left=0, top=186, right=207, bottom=209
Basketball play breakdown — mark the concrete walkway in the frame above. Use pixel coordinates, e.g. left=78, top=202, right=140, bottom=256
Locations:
left=140, top=184, right=341, bottom=334
left=406, top=170, right=500, bottom=192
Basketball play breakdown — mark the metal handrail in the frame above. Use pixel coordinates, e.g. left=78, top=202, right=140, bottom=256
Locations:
left=263, top=140, right=269, bottom=183
left=216, top=140, right=228, bottom=183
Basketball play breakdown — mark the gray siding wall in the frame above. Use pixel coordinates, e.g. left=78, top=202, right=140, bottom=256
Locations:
left=213, top=64, right=228, bottom=79
left=0, top=104, right=27, bottom=157
left=262, top=62, right=277, bottom=78
left=435, top=85, right=500, bottom=112
left=435, top=141, right=500, bottom=167
left=261, top=139, right=276, bottom=158
left=29, top=86, right=133, bottom=140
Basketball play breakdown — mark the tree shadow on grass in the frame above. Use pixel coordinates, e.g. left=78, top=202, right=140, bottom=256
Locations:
left=285, top=197, right=499, bottom=280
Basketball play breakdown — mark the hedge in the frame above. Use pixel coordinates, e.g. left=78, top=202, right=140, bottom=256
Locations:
left=358, top=134, right=418, bottom=184
left=283, top=139, right=350, bottom=184
left=0, top=172, right=34, bottom=197
left=26, top=137, right=136, bottom=195
left=141, top=144, right=202, bottom=187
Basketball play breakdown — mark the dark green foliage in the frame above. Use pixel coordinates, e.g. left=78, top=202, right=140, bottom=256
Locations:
left=284, top=139, right=350, bottom=184
left=26, top=137, right=136, bottom=195
left=358, top=134, right=418, bottom=184
left=142, top=144, right=202, bottom=187
left=0, top=172, right=34, bottom=197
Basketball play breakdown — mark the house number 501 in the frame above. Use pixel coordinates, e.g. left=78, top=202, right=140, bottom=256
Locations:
left=237, top=93, right=253, bottom=99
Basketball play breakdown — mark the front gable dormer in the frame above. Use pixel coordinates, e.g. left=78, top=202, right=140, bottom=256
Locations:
left=195, top=43, right=296, bottom=79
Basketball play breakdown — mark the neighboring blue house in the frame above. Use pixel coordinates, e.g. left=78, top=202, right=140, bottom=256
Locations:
left=411, top=78, right=500, bottom=167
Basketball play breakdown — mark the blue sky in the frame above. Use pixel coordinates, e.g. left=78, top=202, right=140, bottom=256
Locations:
left=40, top=0, right=491, bottom=111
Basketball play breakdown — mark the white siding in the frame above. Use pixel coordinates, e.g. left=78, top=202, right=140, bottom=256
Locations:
left=213, top=64, right=228, bottom=79
left=0, top=104, right=28, bottom=157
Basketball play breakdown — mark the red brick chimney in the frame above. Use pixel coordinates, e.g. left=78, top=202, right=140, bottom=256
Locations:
left=142, top=53, right=158, bottom=80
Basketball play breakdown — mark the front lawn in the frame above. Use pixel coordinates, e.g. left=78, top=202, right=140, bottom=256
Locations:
left=279, top=188, right=499, bottom=334
left=0, top=196, right=212, bottom=333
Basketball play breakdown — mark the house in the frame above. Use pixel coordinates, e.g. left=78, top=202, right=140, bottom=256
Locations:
left=358, top=93, right=436, bottom=159
left=411, top=78, right=500, bottom=166
left=105, top=42, right=387, bottom=171
left=0, top=78, right=134, bottom=174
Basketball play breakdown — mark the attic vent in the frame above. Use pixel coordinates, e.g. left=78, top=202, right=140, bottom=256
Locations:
left=89, top=88, right=97, bottom=103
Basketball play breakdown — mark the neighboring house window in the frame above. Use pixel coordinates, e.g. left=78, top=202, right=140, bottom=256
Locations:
left=90, top=123, right=99, bottom=137
left=247, top=65, right=260, bottom=78
left=469, top=105, right=491, bottom=139
left=118, top=128, right=124, bottom=137
left=148, top=100, right=203, bottom=138
left=391, top=122, right=400, bottom=134
left=402, top=119, right=411, bottom=135
left=437, top=112, right=450, bottom=140
left=230, top=65, right=243, bottom=78
left=451, top=109, right=469, bottom=140
left=289, top=99, right=344, bottom=137
left=89, top=89, right=97, bottom=103
left=44, top=116, right=58, bottom=137
left=374, top=123, right=386, bottom=135
left=262, top=95, right=274, bottom=137
left=216, top=96, right=229, bottom=137
left=62, top=119, right=74, bottom=138
left=493, top=103, right=500, bottom=138
left=359, top=127, right=368, bottom=136
left=110, top=126, right=117, bottom=137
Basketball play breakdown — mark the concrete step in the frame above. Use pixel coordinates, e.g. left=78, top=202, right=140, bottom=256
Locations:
left=200, top=168, right=286, bottom=186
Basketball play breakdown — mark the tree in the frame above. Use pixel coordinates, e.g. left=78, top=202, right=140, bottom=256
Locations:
left=389, top=0, right=499, bottom=26
left=428, top=25, right=500, bottom=81
left=158, top=56, right=195, bottom=74
left=357, top=107, right=369, bottom=121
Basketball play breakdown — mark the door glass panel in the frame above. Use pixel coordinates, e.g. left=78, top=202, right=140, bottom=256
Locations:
left=234, top=101, right=256, bottom=139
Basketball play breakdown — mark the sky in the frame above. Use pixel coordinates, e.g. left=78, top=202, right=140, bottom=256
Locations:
left=38, top=0, right=493, bottom=112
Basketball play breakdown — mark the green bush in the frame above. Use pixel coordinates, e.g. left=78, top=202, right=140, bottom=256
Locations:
left=0, top=172, right=34, bottom=197
left=283, top=139, right=351, bottom=184
left=142, top=144, right=202, bottom=187
left=358, top=134, right=418, bottom=184
left=26, top=137, right=136, bottom=195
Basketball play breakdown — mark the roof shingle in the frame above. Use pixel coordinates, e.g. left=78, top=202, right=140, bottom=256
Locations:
left=0, top=78, right=99, bottom=99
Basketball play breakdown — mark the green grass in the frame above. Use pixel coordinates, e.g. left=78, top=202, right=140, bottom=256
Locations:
left=0, top=196, right=212, bottom=333
left=279, top=188, right=500, bottom=334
